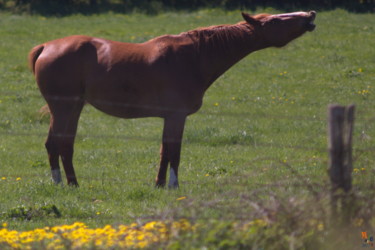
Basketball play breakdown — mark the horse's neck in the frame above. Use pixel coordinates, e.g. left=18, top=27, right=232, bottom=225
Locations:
left=192, top=23, right=266, bottom=89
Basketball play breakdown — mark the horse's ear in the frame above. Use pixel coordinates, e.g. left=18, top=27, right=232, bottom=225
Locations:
left=241, top=12, right=260, bottom=26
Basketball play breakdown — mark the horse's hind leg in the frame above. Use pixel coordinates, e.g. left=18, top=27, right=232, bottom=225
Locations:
left=46, top=130, right=62, bottom=184
left=45, top=98, right=84, bottom=186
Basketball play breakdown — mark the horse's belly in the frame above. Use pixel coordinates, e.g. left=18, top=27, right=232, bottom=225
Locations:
left=86, top=95, right=163, bottom=118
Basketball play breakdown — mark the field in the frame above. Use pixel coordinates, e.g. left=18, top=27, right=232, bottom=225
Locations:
left=0, top=8, right=375, bottom=249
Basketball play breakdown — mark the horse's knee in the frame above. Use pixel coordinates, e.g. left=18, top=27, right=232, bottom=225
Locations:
left=45, top=138, right=58, bottom=154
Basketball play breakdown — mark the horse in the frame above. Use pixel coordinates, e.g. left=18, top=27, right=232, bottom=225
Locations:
left=29, top=11, right=316, bottom=188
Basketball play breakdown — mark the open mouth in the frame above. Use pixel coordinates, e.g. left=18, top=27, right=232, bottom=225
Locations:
left=306, top=11, right=316, bottom=31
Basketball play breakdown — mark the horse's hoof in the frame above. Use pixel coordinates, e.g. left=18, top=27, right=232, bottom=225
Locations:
left=168, top=183, right=179, bottom=189
left=155, top=178, right=166, bottom=188
left=67, top=180, right=79, bottom=187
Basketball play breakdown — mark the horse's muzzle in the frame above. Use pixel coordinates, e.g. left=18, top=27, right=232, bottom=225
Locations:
left=306, top=11, right=316, bottom=31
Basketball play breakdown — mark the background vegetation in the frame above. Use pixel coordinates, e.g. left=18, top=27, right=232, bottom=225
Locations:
left=0, top=6, right=374, bottom=249
left=0, top=0, right=374, bottom=15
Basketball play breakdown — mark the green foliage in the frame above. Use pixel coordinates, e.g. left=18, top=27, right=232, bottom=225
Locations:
left=0, top=0, right=374, bottom=15
left=3, top=204, right=61, bottom=220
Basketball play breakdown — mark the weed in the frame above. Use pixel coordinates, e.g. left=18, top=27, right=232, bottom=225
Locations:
left=3, top=204, right=61, bottom=220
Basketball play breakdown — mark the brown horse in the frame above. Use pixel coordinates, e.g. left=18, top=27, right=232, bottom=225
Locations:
left=29, top=11, right=316, bottom=188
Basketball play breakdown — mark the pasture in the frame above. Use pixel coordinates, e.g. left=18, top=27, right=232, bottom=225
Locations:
left=0, top=8, right=374, bottom=249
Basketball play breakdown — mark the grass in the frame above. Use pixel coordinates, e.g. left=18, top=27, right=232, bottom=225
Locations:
left=0, top=8, right=375, bottom=249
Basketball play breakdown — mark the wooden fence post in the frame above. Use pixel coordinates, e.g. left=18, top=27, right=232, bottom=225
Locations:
left=328, top=104, right=355, bottom=193
left=328, top=104, right=355, bottom=224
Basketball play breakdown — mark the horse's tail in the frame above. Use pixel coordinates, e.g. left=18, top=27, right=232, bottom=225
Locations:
left=29, top=45, right=50, bottom=116
left=28, top=44, right=44, bottom=74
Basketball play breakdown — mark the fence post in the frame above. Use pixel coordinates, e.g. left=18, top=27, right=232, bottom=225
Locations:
left=328, top=104, right=355, bottom=192
left=328, top=104, right=355, bottom=224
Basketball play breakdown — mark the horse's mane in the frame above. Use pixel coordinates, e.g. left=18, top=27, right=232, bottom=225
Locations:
left=252, top=13, right=272, bottom=20
left=182, top=22, right=251, bottom=54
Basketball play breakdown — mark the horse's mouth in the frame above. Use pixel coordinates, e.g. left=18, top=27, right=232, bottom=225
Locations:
left=306, top=11, right=316, bottom=31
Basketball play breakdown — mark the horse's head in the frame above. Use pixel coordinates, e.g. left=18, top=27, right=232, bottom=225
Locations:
left=242, top=11, right=316, bottom=47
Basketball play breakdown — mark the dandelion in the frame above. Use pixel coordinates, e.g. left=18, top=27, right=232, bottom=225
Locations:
left=205, top=173, right=210, bottom=177
left=214, top=102, right=219, bottom=106
left=358, top=68, right=363, bottom=73
left=358, top=89, right=370, bottom=96
left=0, top=220, right=199, bottom=248
left=16, top=177, right=21, bottom=181
left=1, top=177, right=6, bottom=180
left=353, top=168, right=360, bottom=173
left=176, top=196, right=187, bottom=201
left=96, top=212, right=101, bottom=215
left=361, top=168, right=366, bottom=171
left=2, top=222, right=7, bottom=228
left=231, top=97, right=236, bottom=100
left=317, top=223, right=324, bottom=231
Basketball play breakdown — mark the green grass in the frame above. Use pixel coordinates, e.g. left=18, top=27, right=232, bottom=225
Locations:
left=0, top=8, right=375, bottom=249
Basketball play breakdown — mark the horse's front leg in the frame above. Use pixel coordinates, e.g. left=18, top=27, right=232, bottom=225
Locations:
left=155, top=115, right=186, bottom=188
